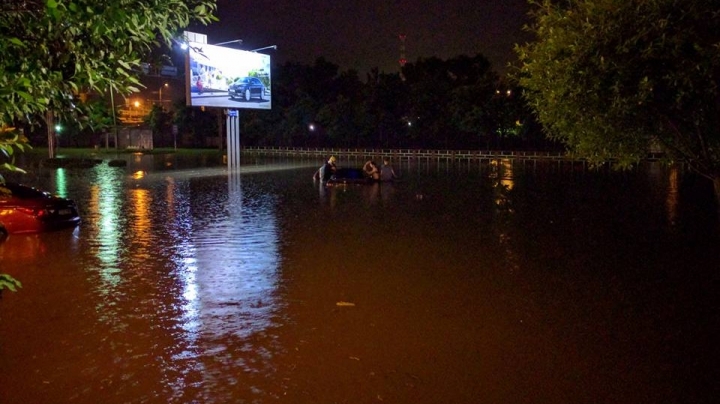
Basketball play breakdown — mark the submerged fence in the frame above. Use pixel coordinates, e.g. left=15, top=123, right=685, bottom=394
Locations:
left=241, top=146, right=668, bottom=164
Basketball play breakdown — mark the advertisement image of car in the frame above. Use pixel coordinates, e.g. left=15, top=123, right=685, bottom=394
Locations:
left=228, top=77, right=265, bottom=101
left=186, top=41, right=272, bottom=110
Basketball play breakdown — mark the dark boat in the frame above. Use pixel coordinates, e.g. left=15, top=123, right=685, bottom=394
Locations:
left=325, top=168, right=372, bottom=186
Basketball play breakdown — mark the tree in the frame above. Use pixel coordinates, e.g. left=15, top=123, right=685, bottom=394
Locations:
left=0, top=126, right=27, bottom=296
left=0, top=126, right=28, bottom=182
left=0, top=0, right=216, bottom=150
left=402, top=57, right=455, bottom=148
left=173, top=103, right=217, bottom=147
left=0, top=0, right=216, bottom=293
left=145, top=104, right=174, bottom=147
left=363, top=69, right=408, bottom=148
left=444, top=54, right=500, bottom=149
left=516, top=0, right=720, bottom=195
left=316, top=95, right=370, bottom=147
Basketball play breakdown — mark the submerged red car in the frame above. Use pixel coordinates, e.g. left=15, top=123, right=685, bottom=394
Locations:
left=0, top=182, right=81, bottom=235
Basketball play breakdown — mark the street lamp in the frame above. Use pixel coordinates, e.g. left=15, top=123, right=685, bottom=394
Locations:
left=250, top=45, right=277, bottom=53
left=213, top=39, right=243, bottom=47
left=159, top=82, right=168, bottom=105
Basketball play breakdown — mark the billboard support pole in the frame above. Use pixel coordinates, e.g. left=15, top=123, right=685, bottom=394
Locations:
left=226, top=109, right=240, bottom=169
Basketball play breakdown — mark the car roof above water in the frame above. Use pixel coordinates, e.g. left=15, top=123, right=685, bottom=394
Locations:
left=1, top=183, right=51, bottom=199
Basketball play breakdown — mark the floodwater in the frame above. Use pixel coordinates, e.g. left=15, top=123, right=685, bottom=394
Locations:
left=0, top=155, right=717, bottom=404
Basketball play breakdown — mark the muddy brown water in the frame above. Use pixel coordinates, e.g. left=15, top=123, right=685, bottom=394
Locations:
left=1, top=156, right=717, bottom=403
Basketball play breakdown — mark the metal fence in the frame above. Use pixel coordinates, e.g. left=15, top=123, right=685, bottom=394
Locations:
left=241, top=147, right=574, bottom=161
left=244, top=146, right=663, bottom=159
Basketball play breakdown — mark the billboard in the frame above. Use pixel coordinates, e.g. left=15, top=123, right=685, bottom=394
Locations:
left=185, top=41, right=271, bottom=110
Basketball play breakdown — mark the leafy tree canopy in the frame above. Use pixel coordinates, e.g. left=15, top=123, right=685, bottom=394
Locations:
left=0, top=0, right=216, bottom=293
left=0, top=126, right=29, bottom=182
left=0, top=0, right=216, bottom=128
left=516, top=0, right=720, bottom=181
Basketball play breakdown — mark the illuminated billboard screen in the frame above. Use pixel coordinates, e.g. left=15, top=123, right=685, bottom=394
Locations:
left=185, top=41, right=271, bottom=110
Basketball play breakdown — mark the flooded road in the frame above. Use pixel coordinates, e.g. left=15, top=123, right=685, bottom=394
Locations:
left=0, top=155, right=717, bottom=403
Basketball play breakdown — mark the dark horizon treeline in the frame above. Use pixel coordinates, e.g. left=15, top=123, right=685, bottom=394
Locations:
left=160, top=53, right=562, bottom=151
left=34, top=53, right=563, bottom=152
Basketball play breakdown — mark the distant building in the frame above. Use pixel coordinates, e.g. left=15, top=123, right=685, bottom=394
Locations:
left=117, top=127, right=153, bottom=150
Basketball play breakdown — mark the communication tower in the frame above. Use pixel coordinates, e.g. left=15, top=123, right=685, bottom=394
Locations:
left=399, top=34, right=407, bottom=68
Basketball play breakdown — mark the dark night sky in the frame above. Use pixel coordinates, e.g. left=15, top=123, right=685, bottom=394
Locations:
left=196, top=0, right=533, bottom=75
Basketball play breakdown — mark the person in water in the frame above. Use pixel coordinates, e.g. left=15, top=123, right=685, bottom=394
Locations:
left=363, top=160, right=380, bottom=181
left=313, top=156, right=338, bottom=181
left=380, top=158, right=398, bottom=182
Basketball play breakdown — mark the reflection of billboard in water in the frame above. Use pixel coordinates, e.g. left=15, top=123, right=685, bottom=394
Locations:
left=185, top=41, right=271, bottom=110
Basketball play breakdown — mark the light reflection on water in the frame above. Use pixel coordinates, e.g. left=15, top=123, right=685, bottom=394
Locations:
left=87, top=164, right=126, bottom=287
left=0, top=156, right=717, bottom=404
left=178, top=171, right=282, bottom=340
left=4, top=160, right=292, bottom=402
left=101, top=167, right=282, bottom=328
